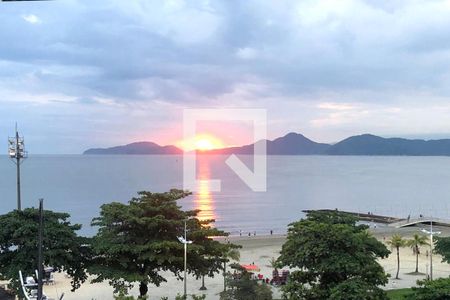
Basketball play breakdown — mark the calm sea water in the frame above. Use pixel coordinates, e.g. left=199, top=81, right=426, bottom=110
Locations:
left=1, top=155, right=450, bottom=236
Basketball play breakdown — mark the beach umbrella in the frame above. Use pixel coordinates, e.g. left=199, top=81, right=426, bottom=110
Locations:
left=241, top=264, right=261, bottom=272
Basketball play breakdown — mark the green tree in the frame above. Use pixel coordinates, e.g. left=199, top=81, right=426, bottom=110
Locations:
left=0, top=208, right=89, bottom=294
left=407, top=234, right=429, bottom=274
left=407, top=277, right=450, bottom=300
left=329, top=278, right=390, bottom=300
left=387, top=234, right=407, bottom=279
left=222, top=248, right=241, bottom=292
left=89, top=189, right=236, bottom=298
left=276, top=210, right=390, bottom=300
left=220, top=265, right=272, bottom=300
left=434, top=236, right=450, bottom=263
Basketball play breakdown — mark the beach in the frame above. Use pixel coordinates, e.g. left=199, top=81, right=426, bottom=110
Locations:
left=10, top=226, right=444, bottom=299
left=35, top=235, right=286, bottom=300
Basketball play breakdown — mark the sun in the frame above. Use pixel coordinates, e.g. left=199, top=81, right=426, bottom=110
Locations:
left=194, top=134, right=224, bottom=151
left=195, top=138, right=215, bottom=151
left=178, top=134, right=224, bottom=152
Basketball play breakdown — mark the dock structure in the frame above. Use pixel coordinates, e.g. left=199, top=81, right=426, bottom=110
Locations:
left=389, top=217, right=450, bottom=228
left=302, top=209, right=405, bottom=224
left=302, top=209, right=450, bottom=228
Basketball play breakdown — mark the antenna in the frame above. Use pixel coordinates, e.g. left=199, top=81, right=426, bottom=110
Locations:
left=8, top=124, right=27, bottom=210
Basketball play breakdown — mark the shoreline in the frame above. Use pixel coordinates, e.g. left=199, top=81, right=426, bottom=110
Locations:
left=5, top=226, right=449, bottom=299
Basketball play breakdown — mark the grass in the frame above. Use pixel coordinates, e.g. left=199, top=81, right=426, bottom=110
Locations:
left=386, top=288, right=413, bottom=299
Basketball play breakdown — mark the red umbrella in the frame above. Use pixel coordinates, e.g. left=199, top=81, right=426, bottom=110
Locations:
left=241, top=264, right=261, bottom=272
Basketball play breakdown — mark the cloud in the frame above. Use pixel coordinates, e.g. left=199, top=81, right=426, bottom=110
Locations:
left=22, top=14, right=41, bottom=24
left=317, top=102, right=357, bottom=111
left=5, top=0, right=450, bottom=103
left=3, top=0, right=450, bottom=152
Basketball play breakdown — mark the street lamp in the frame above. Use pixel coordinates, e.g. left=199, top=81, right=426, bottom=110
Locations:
left=421, top=220, right=441, bottom=280
left=178, top=220, right=192, bottom=298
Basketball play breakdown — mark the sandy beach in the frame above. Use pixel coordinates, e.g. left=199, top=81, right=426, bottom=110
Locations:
left=38, top=235, right=287, bottom=300
left=4, top=226, right=450, bottom=299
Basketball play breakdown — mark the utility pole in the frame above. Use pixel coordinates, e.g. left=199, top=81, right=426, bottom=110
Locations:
left=8, top=124, right=27, bottom=210
left=37, top=198, right=44, bottom=300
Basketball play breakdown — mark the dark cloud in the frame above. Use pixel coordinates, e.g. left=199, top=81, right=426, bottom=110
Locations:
left=2, top=0, right=450, bottom=102
left=2, top=0, right=450, bottom=152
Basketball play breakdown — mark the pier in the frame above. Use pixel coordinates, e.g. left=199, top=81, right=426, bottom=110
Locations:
left=302, top=209, right=405, bottom=224
left=302, top=209, right=450, bottom=228
left=389, top=216, right=450, bottom=228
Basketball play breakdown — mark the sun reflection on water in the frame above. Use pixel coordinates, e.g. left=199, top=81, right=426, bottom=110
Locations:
left=195, top=158, right=217, bottom=223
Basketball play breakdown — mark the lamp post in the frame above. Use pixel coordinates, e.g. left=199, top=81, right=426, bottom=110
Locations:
left=37, top=199, right=44, bottom=300
left=178, top=220, right=192, bottom=298
left=421, top=219, right=441, bottom=280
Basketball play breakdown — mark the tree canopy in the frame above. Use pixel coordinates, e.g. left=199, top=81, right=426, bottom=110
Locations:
left=0, top=208, right=89, bottom=293
left=89, top=189, right=238, bottom=298
left=276, top=210, right=390, bottom=300
left=407, top=278, right=450, bottom=300
left=434, top=236, right=450, bottom=264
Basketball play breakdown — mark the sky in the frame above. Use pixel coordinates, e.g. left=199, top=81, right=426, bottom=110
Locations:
left=3, top=0, right=450, bottom=153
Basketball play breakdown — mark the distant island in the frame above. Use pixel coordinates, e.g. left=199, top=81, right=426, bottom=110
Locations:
left=83, top=133, right=450, bottom=156
left=83, top=141, right=183, bottom=155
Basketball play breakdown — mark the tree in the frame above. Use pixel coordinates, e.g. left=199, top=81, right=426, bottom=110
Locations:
left=89, top=189, right=237, bottom=298
left=434, top=236, right=450, bottom=263
left=0, top=208, right=89, bottom=294
left=387, top=234, right=407, bottom=279
left=407, top=234, right=429, bottom=274
left=220, top=265, right=272, bottom=300
left=407, top=277, right=450, bottom=300
left=222, top=248, right=241, bottom=292
left=329, top=278, right=390, bottom=300
left=276, top=210, right=390, bottom=300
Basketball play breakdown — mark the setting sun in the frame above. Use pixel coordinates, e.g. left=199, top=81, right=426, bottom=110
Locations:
left=178, top=134, right=224, bottom=152
left=195, top=138, right=214, bottom=151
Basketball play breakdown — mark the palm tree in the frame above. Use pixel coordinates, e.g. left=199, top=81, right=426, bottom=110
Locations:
left=387, top=234, right=407, bottom=279
left=407, top=233, right=429, bottom=274
left=222, top=248, right=240, bottom=292
left=269, top=257, right=277, bottom=270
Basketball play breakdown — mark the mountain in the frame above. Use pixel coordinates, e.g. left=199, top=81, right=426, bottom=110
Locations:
left=325, top=134, right=450, bottom=155
left=83, top=133, right=450, bottom=156
left=204, top=132, right=330, bottom=155
left=83, top=141, right=183, bottom=155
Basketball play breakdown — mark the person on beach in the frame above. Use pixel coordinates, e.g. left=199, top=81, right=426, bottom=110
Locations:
left=239, top=230, right=242, bottom=236
left=270, top=230, right=273, bottom=235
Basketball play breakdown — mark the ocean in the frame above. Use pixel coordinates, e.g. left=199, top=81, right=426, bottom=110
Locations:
left=1, top=154, right=450, bottom=236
